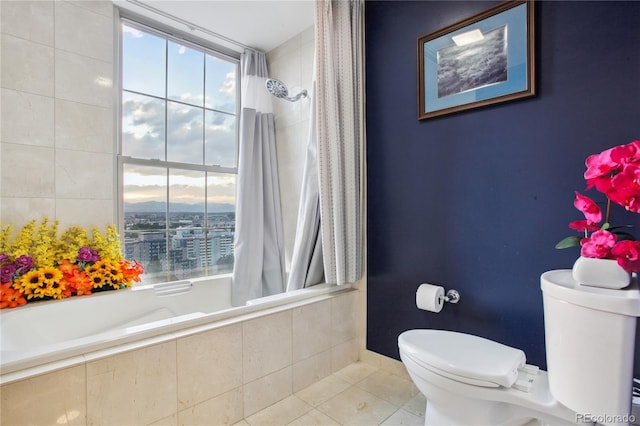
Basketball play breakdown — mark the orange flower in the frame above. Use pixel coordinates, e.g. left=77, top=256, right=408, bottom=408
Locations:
left=58, top=259, right=77, bottom=275
left=1, top=282, right=27, bottom=309
left=59, top=261, right=89, bottom=297
left=67, top=270, right=92, bottom=296
left=120, top=260, right=144, bottom=286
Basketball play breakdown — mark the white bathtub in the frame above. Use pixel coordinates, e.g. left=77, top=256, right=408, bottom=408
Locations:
left=0, top=275, right=338, bottom=382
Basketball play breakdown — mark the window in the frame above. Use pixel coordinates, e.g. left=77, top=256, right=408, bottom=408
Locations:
left=119, top=19, right=239, bottom=284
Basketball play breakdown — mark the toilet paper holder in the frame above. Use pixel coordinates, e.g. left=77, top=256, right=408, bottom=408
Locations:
left=441, top=289, right=460, bottom=304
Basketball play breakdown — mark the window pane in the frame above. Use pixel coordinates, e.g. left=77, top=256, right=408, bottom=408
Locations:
left=207, top=172, right=236, bottom=274
left=169, top=169, right=207, bottom=279
left=205, top=111, right=237, bottom=167
left=122, top=92, right=166, bottom=160
left=120, top=19, right=239, bottom=283
left=123, top=164, right=168, bottom=285
left=169, top=229, right=206, bottom=280
left=207, top=173, right=236, bottom=214
left=206, top=55, right=237, bottom=113
left=169, top=169, right=206, bottom=214
left=167, top=41, right=204, bottom=106
left=167, top=101, right=204, bottom=164
left=122, top=24, right=166, bottom=97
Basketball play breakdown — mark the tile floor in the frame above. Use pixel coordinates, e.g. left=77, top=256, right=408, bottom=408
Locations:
left=234, top=361, right=426, bottom=426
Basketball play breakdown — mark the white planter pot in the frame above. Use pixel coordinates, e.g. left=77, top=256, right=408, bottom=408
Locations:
left=572, top=256, right=631, bottom=289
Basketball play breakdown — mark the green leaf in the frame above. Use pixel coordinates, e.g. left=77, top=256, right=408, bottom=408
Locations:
left=601, top=223, right=610, bottom=230
left=608, top=224, right=634, bottom=231
left=555, top=236, right=581, bottom=249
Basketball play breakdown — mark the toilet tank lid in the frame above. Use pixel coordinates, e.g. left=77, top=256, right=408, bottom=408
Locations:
left=398, top=329, right=525, bottom=388
left=541, top=270, right=640, bottom=317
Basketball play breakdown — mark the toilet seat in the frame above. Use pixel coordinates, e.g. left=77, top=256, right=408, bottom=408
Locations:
left=398, top=329, right=526, bottom=388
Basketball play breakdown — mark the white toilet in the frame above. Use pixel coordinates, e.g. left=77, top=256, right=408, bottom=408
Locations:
left=398, top=270, right=640, bottom=426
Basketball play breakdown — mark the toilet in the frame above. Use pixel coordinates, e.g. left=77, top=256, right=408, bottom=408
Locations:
left=398, top=269, right=640, bottom=426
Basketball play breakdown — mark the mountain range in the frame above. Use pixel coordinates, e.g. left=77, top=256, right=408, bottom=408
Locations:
left=124, top=201, right=235, bottom=213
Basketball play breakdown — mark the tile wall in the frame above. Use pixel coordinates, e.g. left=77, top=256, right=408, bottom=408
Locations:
left=0, top=0, right=116, bottom=231
left=266, top=26, right=315, bottom=269
left=0, top=290, right=360, bottom=425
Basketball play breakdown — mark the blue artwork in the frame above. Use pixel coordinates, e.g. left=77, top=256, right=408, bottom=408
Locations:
left=419, top=2, right=533, bottom=118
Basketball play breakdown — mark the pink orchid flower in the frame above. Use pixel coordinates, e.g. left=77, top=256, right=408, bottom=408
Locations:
left=610, top=140, right=640, bottom=165
left=584, top=146, right=619, bottom=182
left=568, top=220, right=600, bottom=233
left=580, top=229, right=616, bottom=258
left=607, top=164, right=640, bottom=213
left=573, top=192, right=602, bottom=224
left=611, top=240, right=640, bottom=273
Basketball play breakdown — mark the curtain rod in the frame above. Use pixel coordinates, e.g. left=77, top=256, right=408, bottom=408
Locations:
left=124, top=0, right=259, bottom=53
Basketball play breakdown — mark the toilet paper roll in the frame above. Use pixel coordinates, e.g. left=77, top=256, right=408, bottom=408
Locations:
left=416, top=283, right=444, bottom=313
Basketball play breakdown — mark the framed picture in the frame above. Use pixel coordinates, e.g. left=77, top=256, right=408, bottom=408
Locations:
left=417, top=0, right=535, bottom=120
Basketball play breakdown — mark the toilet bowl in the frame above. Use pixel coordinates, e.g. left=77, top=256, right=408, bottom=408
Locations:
left=399, top=329, right=585, bottom=425
left=398, top=270, right=640, bottom=426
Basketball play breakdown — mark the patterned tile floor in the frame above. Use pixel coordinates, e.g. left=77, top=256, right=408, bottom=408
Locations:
left=234, top=362, right=426, bottom=426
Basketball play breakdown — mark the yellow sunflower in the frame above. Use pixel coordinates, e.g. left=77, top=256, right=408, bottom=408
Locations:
left=87, top=259, right=124, bottom=289
left=86, top=268, right=106, bottom=289
left=40, top=267, right=65, bottom=299
left=87, top=259, right=124, bottom=290
left=15, top=269, right=44, bottom=300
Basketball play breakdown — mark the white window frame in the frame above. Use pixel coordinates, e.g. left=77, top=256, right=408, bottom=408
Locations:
left=116, top=11, right=241, bottom=284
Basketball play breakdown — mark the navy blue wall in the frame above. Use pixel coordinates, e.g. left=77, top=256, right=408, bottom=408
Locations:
left=366, top=0, right=640, bottom=374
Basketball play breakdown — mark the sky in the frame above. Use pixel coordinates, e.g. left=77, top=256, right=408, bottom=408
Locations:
left=121, top=23, right=238, bottom=209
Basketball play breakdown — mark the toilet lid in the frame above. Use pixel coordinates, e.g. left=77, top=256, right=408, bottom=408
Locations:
left=398, top=329, right=526, bottom=388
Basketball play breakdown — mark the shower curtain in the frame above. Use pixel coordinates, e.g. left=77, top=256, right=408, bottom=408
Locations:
left=288, top=0, right=365, bottom=289
left=232, top=50, right=286, bottom=306
left=287, top=80, right=325, bottom=290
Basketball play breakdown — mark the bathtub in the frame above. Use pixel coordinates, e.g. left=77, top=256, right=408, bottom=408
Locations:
left=0, top=275, right=339, bottom=383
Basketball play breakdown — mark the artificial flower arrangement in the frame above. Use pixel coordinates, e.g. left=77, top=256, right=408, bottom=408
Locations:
left=0, top=219, right=144, bottom=309
left=556, top=140, right=640, bottom=273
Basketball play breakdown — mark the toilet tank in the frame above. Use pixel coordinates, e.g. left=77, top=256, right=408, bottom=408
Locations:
left=541, top=270, right=640, bottom=426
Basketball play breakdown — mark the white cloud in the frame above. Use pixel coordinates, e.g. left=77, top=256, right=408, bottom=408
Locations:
left=220, top=72, right=236, bottom=97
left=122, top=94, right=237, bottom=203
left=122, top=25, right=144, bottom=38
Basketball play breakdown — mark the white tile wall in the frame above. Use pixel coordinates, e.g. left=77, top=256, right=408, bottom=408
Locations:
left=0, top=1, right=54, bottom=46
left=55, top=150, right=113, bottom=199
left=85, top=341, right=178, bottom=425
left=1, top=143, right=55, bottom=198
left=55, top=100, right=113, bottom=153
left=1, top=34, right=55, bottom=96
left=1, top=88, right=55, bottom=147
left=0, top=364, right=86, bottom=426
left=54, top=50, right=113, bottom=108
left=176, top=324, right=243, bottom=410
left=0, top=0, right=115, bottom=230
left=0, top=197, right=56, bottom=226
left=55, top=199, right=116, bottom=231
left=243, top=310, right=293, bottom=383
left=292, top=298, right=332, bottom=362
left=292, top=349, right=332, bottom=392
left=54, top=1, right=113, bottom=62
